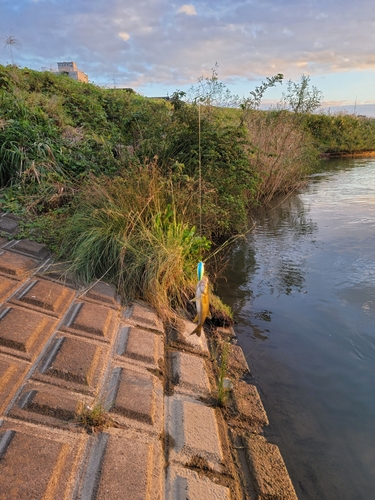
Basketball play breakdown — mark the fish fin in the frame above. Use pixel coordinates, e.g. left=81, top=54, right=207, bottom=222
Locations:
left=190, top=324, right=202, bottom=337
left=207, top=311, right=212, bottom=319
left=193, top=315, right=198, bottom=323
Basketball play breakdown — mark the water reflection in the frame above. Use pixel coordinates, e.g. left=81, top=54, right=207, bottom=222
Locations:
left=218, top=192, right=319, bottom=340
left=275, top=258, right=306, bottom=295
left=218, top=158, right=375, bottom=500
left=253, top=309, right=272, bottom=322
left=247, top=196, right=318, bottom=295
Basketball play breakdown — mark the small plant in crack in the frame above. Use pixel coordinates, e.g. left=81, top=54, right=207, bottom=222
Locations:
left=75, top=398, right=114, bottom=434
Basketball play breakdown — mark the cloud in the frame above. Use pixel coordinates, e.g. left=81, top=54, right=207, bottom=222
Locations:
left=118, top=32, right=130, bottom=41
left=1, top=0, right=375, bottom=103
left=178, top=4, right=197, bottom=16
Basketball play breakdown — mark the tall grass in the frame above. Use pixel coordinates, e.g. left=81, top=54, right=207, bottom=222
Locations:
left=244, top=110, right=318, bottom=205
left=59, top=160, right=211, bottom=317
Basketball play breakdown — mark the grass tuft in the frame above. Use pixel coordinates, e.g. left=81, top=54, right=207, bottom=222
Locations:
left=75, top=399, right=113, bottom=434
left=59, top=160, right=211, bottom=318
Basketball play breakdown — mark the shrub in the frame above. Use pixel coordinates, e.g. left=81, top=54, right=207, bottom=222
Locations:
left=303, top=112, right=375, bottom=154
left=244, top=110, right=318, bottom=204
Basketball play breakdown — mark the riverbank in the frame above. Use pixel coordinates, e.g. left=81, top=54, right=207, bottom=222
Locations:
left=0, top=212, right=297, bottom=499
left=320, top=150, right=375, bottom=158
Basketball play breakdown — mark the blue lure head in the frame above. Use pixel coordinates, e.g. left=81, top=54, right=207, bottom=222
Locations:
left=197, top=261, right=204, bottom=281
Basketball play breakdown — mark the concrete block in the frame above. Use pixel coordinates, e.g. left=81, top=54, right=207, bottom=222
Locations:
left=40, top=262, right=78, bottom=288
left=0, top=427, right=80, bottom=500
left=124, top=300, right=164, bottom=333
left=8, top=239, right=50, bottom=260
left=11, top=278, right=76, bottom=317
left=10, top=383, right=80, bottom=429
left=83, top=281, right=121, bottom=309
left=166, top=465, right=231, bottom=500
left=36, top=336, right=104, bottom=392
left=166, top=396, right=224, bottom=472
left=171, top=351, right=211, bottom=397
left=62, top=301, right=116, bottom=341
left=0, top=305, right=56, bottom=361
left=216, top=326, right=236, bottom=340
left=245, top=435, right=298, bottom=500
left=0, top=276, right=19, bottom=302
left=175, top=318, right=209, bottom=355
left=0, top=251, right=39, bottom=280
left=228, top=344, right=250, bottom=376
left=0, top=358, right=27, bottom=413
left=0, top=237, right=8, bottom=248
left=233, top=381, right=269, bottom=427
left=109, top=367, right=157, bottom=425
left=117, top=325, right=162, bottom=369
left=79, top=432, right=164, bottom=500
left=0, top=216, right=18, bottom=234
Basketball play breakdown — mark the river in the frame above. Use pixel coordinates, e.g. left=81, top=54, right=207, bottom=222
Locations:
left=217, top=158, right=375, bottom=500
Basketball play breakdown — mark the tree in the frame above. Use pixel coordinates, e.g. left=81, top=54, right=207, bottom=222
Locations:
left=2, top=33, right=21, bottom=65
left=281, top=75, right=323, bottom=114
left=187, top=63, right=239, bottom=107
left=170, top=90, right=187, bottom=111
left=240, top=73, right=284, bottom=111
left=187, top=64, right=284, bottom=111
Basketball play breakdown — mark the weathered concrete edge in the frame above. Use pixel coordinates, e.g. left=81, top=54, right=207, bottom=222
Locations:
left=214, top=324, right=299, bottom=499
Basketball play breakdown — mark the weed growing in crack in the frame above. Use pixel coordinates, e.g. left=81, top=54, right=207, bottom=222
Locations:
left=75, top=399, right=114, bottom=434
left=217, top=342, right=230, bottom=407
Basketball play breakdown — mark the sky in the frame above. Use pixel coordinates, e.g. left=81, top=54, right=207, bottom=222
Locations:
left=1, top=0, right=375, bottom=116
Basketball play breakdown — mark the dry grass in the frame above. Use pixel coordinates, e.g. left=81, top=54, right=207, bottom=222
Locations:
left=59, top=159, right=211, bottom=319
left=245, top=111, right=317, bottom=205
left=75, top=399, right=114, bottom=434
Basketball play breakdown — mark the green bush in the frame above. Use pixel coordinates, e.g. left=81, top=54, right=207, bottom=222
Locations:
left=303, top=113, right=375, bottom=154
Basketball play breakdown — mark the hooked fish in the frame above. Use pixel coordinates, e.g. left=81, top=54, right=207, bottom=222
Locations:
left=190, top=275, right=210, bottom=337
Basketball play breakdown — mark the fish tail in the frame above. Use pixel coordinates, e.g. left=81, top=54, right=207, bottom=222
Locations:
left=190, top=324, right=202, bottom=337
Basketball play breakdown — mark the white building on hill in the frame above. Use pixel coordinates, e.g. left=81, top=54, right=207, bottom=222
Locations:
left=56, top=61, right=88, bottom=83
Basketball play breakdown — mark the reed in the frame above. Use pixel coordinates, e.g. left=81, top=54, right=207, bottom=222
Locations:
left=244, top=110, right=318, bottom=205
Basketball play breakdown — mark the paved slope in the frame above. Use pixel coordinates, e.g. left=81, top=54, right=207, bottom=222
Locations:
left=0, top=213, right=297, bottom=499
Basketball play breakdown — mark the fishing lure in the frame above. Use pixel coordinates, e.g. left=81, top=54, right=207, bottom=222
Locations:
left=197, top=261, right=204, bottom=281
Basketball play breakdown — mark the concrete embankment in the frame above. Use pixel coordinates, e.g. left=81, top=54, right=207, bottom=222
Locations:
left=0, top=211, right=297, bottom=499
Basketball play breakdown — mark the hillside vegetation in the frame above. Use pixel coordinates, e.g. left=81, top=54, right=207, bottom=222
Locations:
left=1, top=64, right=375, bottom=316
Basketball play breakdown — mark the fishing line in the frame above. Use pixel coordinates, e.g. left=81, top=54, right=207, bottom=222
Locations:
left=197, top=102, right=205, bottom=280
left=198, top=102, right=202, bottom=242
left=196, top=102, right=255, bottom=281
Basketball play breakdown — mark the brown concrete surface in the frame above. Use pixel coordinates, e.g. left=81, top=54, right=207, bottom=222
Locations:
left=0, top=212, right=298, bottom=499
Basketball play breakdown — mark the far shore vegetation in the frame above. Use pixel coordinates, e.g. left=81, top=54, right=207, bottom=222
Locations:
left=1, top=64, right=375, bottom=320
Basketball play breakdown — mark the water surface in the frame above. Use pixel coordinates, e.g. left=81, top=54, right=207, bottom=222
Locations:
left=218, top=159, right=375, bottom=500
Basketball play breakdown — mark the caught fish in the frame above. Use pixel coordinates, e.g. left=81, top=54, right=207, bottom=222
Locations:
left=190, top=275, right=210, bottom=337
